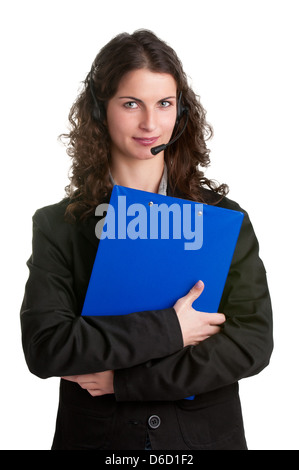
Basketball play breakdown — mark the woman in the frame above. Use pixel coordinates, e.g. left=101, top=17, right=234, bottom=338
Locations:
left=20, top=30, right=273, bottom=450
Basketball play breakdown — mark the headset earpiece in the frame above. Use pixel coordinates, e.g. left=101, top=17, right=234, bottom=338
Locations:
left=176, top=91, right=188, bottom=126
left=89, top=69, right=105, bottom=122
left=92, top=104, right=102, bottom=122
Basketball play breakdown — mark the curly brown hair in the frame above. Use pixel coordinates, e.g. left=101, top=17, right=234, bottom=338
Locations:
left=61, top=29, right=228, bottom=221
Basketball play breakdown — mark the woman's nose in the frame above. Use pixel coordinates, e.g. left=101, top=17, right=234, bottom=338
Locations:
left=139, top=109, right=157, bottom=132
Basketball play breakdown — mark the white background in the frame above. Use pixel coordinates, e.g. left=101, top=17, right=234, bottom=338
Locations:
left=1, top=0, right=298, bottom=450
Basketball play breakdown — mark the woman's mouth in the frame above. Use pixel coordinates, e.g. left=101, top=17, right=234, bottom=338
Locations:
left=133, top=137, right=159, bottom=147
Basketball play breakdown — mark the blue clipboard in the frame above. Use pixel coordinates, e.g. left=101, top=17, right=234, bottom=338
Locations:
left=82, top=185, right=244, bottom=317
left=81, top=185, right=244, bottom=400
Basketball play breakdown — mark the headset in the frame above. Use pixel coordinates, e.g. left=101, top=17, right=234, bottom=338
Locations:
left=89, top=68, right=105, bottom=122
left=89, top=69, right=189, bottom=155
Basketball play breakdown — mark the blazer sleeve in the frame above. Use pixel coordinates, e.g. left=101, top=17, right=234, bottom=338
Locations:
left=20, top=207, right=183, bottom=379
left=114, top=209, right=274, bottom=401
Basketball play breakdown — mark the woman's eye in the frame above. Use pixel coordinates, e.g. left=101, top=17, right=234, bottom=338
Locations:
left=124, top=102, right=138, bottom=109
left=160, top=101, right=171, bottom=108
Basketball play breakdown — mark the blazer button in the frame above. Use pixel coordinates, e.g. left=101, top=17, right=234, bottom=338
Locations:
left=148, top=415, right=161, bottom=429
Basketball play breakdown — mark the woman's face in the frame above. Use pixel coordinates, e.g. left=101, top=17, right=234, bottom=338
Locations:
left=106, top=68, right=177, bottom=163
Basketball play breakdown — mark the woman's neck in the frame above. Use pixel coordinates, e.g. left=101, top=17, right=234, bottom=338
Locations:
left=110, top=156, right=165, bottom=193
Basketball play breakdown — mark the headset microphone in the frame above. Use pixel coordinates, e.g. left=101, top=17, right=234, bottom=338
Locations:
left=150, top=109, right=189, bottom=155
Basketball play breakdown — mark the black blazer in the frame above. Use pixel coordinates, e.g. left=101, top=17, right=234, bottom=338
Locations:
left=20, top=191, right=273, bottom=450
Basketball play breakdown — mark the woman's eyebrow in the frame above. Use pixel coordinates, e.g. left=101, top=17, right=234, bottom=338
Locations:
left=118, top=96, right=143, bottom=103
left=159, top=96, right=176, bottom=101
left=118, top=96, right=176, bottom=102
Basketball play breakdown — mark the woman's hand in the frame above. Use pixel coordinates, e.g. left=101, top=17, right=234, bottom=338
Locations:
left=173, top=281, right=226, bottom=347
left=62, top=370, right=114, bottom=397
